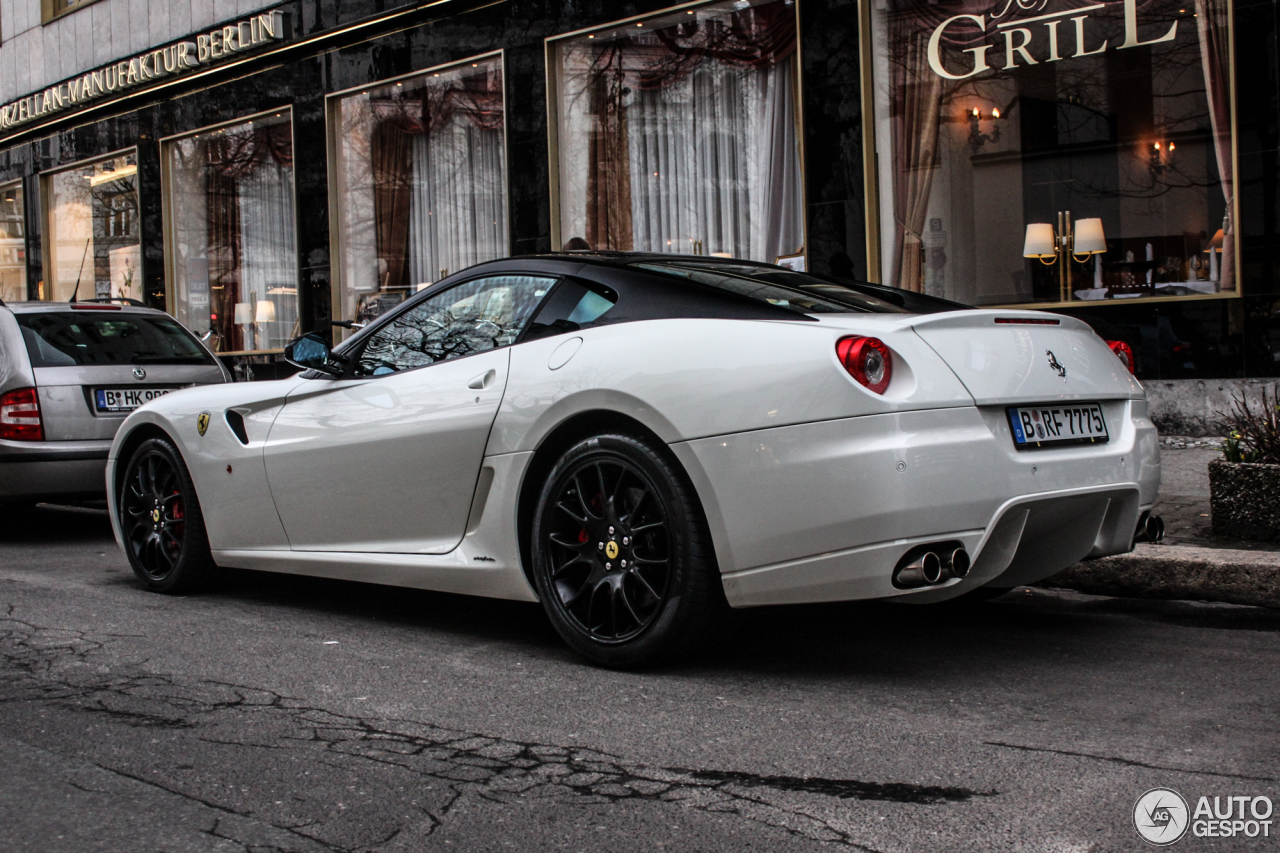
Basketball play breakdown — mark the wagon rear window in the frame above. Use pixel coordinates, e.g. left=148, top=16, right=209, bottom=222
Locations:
left=16, top=312, right=215, bottom=367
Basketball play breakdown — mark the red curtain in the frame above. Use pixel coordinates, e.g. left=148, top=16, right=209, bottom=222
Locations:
left=1196, top=0, right=1233, bottom=291
left=585, top=43, right=634, bottom=251
left=204, top=123, right=293, bottom=349
left=206, top=138, right=245, bottom=349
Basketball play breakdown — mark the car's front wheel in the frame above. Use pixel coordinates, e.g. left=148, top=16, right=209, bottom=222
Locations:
left=119, top=436, right=217, bottom=593
left=531, top=433, right=731, bottom=668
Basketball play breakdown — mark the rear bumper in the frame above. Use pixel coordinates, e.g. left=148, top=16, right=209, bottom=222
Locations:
left=718, top=484, right=1146, bottom=606
left=671, top=399, right=1160, bottom=607
left=0, top=439, right=112, bottom=500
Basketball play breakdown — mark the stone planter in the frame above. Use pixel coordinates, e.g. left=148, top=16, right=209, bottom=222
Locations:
left=1209, top=458, right=1280, bottom=542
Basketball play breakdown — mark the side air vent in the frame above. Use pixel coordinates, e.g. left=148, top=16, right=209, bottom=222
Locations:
left=225, top=410, right=249, bottom=445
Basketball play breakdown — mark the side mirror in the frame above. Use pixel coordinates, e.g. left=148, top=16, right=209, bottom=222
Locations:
left=284, top=332, right=343, bottom=376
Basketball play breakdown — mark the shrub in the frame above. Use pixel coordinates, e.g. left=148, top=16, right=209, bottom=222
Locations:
left=1218, top=384, right=1280, bottom=465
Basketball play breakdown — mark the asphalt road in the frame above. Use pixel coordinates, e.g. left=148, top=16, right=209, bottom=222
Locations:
left=1, top=504, right=1277, bottom=853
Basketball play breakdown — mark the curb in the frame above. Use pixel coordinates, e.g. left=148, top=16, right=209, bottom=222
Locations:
left=1040, top=543, right=1280, bottom=609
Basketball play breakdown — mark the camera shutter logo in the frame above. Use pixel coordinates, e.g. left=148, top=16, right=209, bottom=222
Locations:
left=1134, top=788, right=1190, bottom=845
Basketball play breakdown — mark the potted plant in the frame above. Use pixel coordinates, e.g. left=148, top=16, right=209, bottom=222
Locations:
left=1209, top=385, right=1280, bottom=542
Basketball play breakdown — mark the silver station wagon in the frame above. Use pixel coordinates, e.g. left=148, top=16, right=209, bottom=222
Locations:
left=0, top=299, right=229, bottom=506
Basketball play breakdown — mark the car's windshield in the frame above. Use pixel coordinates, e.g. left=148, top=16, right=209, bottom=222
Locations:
left=16, top=311, right=215, bottom=367
left=632, top=261, right=910, bottom=315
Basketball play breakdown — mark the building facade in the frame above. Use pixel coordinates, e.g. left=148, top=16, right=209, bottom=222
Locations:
left=0, top=0, right=1275, bottom=387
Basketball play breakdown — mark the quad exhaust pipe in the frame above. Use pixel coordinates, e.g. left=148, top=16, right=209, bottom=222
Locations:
left=893, top=545, right=970, bottom=589
left=1135, top=513, right=1165, bottom=544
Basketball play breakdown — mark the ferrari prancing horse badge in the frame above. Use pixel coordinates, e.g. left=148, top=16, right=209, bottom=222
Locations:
left=197, top=412, right=210, bottom=437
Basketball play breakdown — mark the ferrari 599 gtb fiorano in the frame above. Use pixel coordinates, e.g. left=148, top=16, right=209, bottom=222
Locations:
left=106, top=254, right=1160, bottom=666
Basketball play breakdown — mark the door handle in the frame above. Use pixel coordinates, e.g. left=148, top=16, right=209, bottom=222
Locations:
left=467, top=369, right=496, bottom=390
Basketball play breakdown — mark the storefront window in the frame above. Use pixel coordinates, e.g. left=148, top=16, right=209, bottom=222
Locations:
left=551, top=0, right=804, bottom=264
left=45, top=153, right=141, bottom=304
left=0, top=183, right=24, bottom=303
left=868, top=0, right=1235, bottom=305
left=163, top=112, right=299, bottom=353
left=330, top=55, right=507, bottom=326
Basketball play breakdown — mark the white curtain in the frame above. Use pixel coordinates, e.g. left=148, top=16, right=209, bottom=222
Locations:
left=626, top=58, right=802, bottom=262
left=408, top=117, right=508, bottom=288
left=238, top=160, right=298, bottom=350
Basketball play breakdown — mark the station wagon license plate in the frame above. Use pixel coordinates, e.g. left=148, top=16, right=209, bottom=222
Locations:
left=1008, top=403, right=1109, bottom=449
left=95, top=387, right=175, bottom=413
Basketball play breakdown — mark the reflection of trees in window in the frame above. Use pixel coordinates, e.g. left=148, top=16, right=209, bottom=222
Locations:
left=355, top=278, right=545, bottom=375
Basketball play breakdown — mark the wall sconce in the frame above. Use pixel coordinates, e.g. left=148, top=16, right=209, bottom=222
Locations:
left=254, top=300, right=276, bottom=324
left=1149, top=141, right=1175, bottom=175
left=1023, top=212, right=1107, bottom=301
left=968, top=107, right=1002, bottom=149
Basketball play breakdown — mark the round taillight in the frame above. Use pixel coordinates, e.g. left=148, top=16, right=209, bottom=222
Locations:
left=1107, top=340, right=1135, bottom=374
left=836, top=336, right=892, bottom=394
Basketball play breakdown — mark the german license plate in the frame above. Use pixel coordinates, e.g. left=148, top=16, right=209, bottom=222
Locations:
left=95, top=387, right=175, bottom=413
left=1008, top=403, right=1109, bottom=449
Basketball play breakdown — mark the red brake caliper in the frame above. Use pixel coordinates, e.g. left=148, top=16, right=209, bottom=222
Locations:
left=171, top=492, right=185, bottom=546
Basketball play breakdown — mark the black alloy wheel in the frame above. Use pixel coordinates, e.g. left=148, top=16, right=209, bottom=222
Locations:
left=531, top=433, right=733, bottom=667
left=119, top=437, right=216, bottom=593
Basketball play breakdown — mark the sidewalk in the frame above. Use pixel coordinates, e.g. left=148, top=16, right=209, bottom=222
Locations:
left=1041, top=436, right=1280, bottom=608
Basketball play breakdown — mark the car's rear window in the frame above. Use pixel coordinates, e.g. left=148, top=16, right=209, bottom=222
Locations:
left=16, top=312, right=215, bottom=368
left=632, top=262, right=909, bottom=315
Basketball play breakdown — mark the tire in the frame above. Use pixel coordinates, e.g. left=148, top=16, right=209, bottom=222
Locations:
left=118, top=437, right=217, bottom=594
left=530, top=433, right=732, bottom=668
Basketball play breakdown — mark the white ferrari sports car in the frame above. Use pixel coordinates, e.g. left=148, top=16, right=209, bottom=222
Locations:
left=107, top=253, right=1160, bottom=666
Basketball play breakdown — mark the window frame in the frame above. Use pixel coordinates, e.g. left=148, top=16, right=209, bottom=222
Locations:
left=41, top=0, right=103, bottom=25
left=0, top=178, right=27, bottom=301
left=40, top=147, right=140, bottom=304
left=543, top=0, right=809, bottom=265
left=855, top=0, right=1242, bottom=310
left=324, top=49, right=511, bottom=341
left=158, top=107, right=300, bottom=356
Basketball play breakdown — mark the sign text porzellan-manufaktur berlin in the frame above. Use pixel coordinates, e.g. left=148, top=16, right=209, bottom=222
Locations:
left=0, top=10, right=288, bottom=133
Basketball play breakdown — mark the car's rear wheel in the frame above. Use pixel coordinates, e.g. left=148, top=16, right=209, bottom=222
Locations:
left=531, top=433, right=731, bottom=668
left=119, top=437, right=217, bottom=593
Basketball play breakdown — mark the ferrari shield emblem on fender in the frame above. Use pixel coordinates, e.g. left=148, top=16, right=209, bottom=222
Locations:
left=197, top=412, right=211, bottom=437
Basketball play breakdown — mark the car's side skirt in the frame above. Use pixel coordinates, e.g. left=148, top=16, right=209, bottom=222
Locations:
left=210, top=548, right=538, bottom=602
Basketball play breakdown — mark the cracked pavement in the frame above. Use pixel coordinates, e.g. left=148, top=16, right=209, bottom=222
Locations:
left=1, top=504, right=1278, bottom=851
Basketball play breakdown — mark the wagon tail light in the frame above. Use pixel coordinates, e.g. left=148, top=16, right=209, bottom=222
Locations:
left=1107, top=340, right=1135, bottom=374
left=836, top=336, right=892, bottom=394
left=0, top=387, right=44, bottom=441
